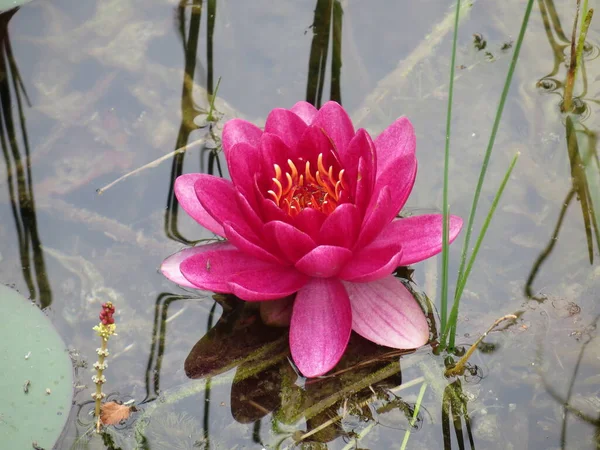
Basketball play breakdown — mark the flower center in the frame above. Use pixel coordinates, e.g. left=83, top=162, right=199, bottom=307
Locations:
left=267, top=153, right=346, bottom=217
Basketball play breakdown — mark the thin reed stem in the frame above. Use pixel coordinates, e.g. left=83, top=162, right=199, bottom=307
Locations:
left=445, top=152, right=520, bottom=347
left=450, top=0, right=534, bottom=342
left=440, top=0, right=462, bottom=334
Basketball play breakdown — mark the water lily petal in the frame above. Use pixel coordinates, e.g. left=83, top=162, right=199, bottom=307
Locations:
left=179, top=244, right=266, bottom=292
left=161, top=242, right=234, bottom=289
left=290, top=278, right=352, bottom=377
left=263, top=220, right=317, bottom=263
left=290, top=101, right=318, bottom=125
left=175, top=174, right=225, bottom=237
left=222, top=118, right=263, bottom=157
left=264, top=108, right=308, bottom=150
left=293, top=207, right=327, bottom=241
left=194, top=175, right=248, bottom=232
left=260, top=296, right=294, bottom=326
left=354, top=186, right=394, bottom=250
left=318, top=203, right=361, bottom=248
left=344, top=276, right=429, bottom=348
left=374, top=156, right=417, bottom=216
left=374, top=116, right=416, bottom=177
left=339, top=242, right=402, bottom=282
left=227, top=142, right=262, bottom=199
left=312, top=101, right=355, bottom=153
left=258, top=197, right=293, bottom=226
left=354, top=156, right=374, bottom=214
left=295, top=245, right=353, bottom=278
left=229, top=266, right=309, bottom=301
left=223, top=221, right=282, bottom=264
left=260, top=133, right=292, bottom=174
left=339, top=129, right=376, bottom=198
left=384, top=214, right=463, bottom=266
left=293, top=124, right=335, bottom=165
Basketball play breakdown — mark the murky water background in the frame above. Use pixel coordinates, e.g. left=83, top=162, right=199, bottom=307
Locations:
left=0, top=0, right=599, bottom=448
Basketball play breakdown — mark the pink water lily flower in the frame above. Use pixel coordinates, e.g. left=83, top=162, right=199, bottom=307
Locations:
left=162, top=101, right=462, bottom=377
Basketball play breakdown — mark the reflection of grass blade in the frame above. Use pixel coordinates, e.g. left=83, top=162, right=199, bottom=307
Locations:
left=330, top=0, right=342, bottom=104
left=399, top=382, right=427, bottom=450
left=445, top=152, right=520, bottom=347
left=448, top=0, right=534, bottom=344
left=566, top=115, right=596, bottom=263
left=525, top=189, right=575, bottom=299
left=0, top=10, right=52, bottom=307
left=570, top=117, right=600, bottom=255
left=440, top=0, right=461, bottom=337
left=165, top=0, right=204, bottom=244
left=441, top=380, right=475, bottom=450
left=306, top=0, right=332, bottom=107
left=545, top=0, right=570, bottom=42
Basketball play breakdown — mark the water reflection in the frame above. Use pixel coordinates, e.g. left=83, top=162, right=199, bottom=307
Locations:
left=525, top=0, right=600, bottom=298
left=178, top=294, right=423, bottom=447
left=0, top=7, right=52, bottom=308
left=306, top=0, right=343, bottom=107
left=165, top=0, right=221, bottom=244
left=442, top=379, right=475, bottom=450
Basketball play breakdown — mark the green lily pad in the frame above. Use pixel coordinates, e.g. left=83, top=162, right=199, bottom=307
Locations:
left=0, top=284, right=73, bottom=449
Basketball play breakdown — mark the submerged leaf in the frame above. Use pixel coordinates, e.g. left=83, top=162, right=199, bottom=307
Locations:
left=100, top=402, right=133, bottom=426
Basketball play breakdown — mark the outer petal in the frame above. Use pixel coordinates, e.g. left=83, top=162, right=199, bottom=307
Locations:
left=295, top=245, right=353, bottom=278
left=161, top=242, right=234, bottom=289
left=374, top=116, right=416, bottom=177
left=229, top=266, right=309, bottom=301
left=175, top=174, right=225, bottom=237
left=290, top=101, right=318, bottom=125
left=180, top=246, right=272, bottom=292
left=312, top=101, right=355, bottom=153
left=318, top=203, right=361, bottom=249
left=194, top=175, right=249, bottom=232
left=384, top=215, right=463, bottom=266
left=180, top=246, right=307, bottom=299
left=222, top=118, right=263, bottom=157
left=264, top=108, right=308, bottom=150
left=339, top=242, right=402, bottom=283
left=290, top=278, right=352, bottom=377
left=226, top=142, right=262, bottom=199
left=344, top=276, right=429, bottom=348
left=374, top=156, right=417, bottom=216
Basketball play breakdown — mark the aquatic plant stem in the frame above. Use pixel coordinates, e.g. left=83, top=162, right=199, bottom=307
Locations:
left=92, top=302, right=116, bottom=432
left=445, top=153, right=520, bottom=347
left=564, top=0, right=581, bottom=112
left=445, top=314, right=517, bottom=377
left=451, top=0, right=534, bottom=337
left=94, top=338, right=107, bottom=433
left=440, top=0, right=462, bottom=335
left=399, top=382, right=428, bottom=450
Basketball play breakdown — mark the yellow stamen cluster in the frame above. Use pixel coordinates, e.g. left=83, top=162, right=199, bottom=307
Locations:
left=267, top=153, right=346, bottom=216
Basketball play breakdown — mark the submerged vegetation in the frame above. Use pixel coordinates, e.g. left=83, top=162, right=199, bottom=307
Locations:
left=0, top=0, right=598, bottom=448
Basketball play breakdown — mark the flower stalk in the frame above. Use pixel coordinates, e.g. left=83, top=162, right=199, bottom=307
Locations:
left=92, top=302, right=117, bottom=432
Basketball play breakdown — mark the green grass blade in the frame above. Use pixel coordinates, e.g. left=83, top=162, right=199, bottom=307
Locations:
left=451, top=0, right=535, bottom=328
left=400, top=382, right=428, bottom=450
left=445, top=152, right=520, bottom=347
left=440, top=0, right=462, bottom=335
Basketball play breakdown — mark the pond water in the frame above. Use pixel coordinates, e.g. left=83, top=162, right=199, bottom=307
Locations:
left=0, top=0, right=599, bottom=448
